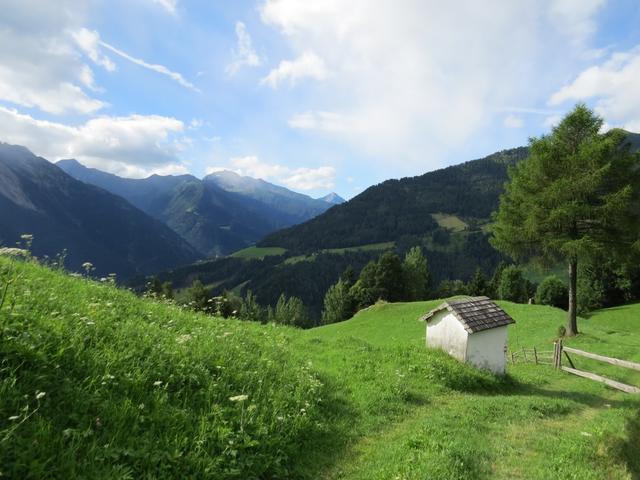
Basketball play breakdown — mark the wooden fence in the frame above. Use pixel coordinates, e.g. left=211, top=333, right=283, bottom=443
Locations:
left=508, top=347, right=554, bottom=365
left=553, top=341, right=640, bottom=394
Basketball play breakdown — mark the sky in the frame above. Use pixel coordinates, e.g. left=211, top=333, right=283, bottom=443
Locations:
left=1, top=0, right=639, bottom=199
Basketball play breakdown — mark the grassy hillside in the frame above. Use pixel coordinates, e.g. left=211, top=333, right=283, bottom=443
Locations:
left=230, top=246, right=287, bottom=259
left=2, top=257, right=639, bottom=478
left=0, top=257, right=326, bottom=478
left=292, top=301, right=640, bottom=479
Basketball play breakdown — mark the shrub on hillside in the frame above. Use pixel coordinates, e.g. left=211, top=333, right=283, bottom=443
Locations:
left=437, top=279, right=467, bottom=298
left=535, top=276, right=568, bottom=309
left=268, top=293, right=313, bottom=328
left=497, top=266, right=528, bottom=303
left=402, top=246, right=430, bottom=301
left=321, top=278, right=355, bottom=325
left=239, top=290, right=266, bottom=322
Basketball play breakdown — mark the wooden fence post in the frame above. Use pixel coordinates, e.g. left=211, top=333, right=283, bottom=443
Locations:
left=534, top=347, right=538, bottom=365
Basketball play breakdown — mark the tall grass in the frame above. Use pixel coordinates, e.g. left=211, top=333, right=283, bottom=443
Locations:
left=0, top=257, right=326, bottom=478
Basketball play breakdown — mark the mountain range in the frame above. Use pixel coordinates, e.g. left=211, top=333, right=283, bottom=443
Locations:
left=0, top=143, right=200, bottom=277
left=261, top=131, right=640, bottom=252
left=57, top=160, right=341, bottom=257
left=152, top=131, right=640, bottom=316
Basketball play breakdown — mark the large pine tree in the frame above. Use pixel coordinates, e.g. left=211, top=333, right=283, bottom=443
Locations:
left=491, top=105, right=640, bottom=335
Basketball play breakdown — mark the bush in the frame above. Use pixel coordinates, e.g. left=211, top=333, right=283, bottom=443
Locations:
left=268, top=294, right=313, bottom=328
left=535, top=276, right=568, bottom=309
left=497, top=266, right=528, bottom=303
left=321, top=279, right=355, bottom=325
left=239, top=290, right=266, bottom=322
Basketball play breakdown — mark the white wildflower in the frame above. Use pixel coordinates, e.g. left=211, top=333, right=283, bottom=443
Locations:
left=0, top=247, right=28, bottom=257
left=8, top=415, right=19, bottom=421
left=153, top=381, right=163, bottom=386
left=229, top=394, right=248, bottom=402
left=35, top=391, right=46, bottom=400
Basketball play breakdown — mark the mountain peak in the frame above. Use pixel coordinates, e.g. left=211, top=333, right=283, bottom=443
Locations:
left=319, top=192, right=345, bottom=205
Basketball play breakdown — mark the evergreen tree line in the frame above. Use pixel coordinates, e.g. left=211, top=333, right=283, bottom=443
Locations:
left=321, top=247, right=431, bottom=325
left=148, top=247, right=640, bottom=330
left=146, top=276, right=315, bottom=328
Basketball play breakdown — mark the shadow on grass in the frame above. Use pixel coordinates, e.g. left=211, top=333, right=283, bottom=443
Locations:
left=289, top=373, right=360, bottom=479
left=440, top=364, right=634, bottom=411
left=609, top=409, right=640, bottom=479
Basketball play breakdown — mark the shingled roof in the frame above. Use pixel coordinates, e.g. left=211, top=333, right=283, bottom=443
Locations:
left=419, top=296, right=515, bottom=333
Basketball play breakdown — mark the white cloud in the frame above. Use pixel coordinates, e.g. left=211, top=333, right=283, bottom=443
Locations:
left=548, top=0, right=605, bottom=46
left=288, top=111, right=349, bottom=132
left=209, top=155, right=335, bottom=191
left=205, top=166, right=231, bottom=175
left=503, top=114, right=524, bottom=129
left=0, top=1, right=105, bottom=114
left=99, top=40, right=200, bottom=92
left=152, top=0, right=177, bottom=15
left=71, top=28, right=116, bottom=72
left=0, top=106, right=187, bottom=178
left=260, top=0, right=606, bottom=170
left=281, top=166, right=335, bottom=190
left=227, top=155, right=290, bottom=179
left=261, top=51, right=327, bottom=88
left=543, top=115, right=563, bottom=129
left=226, top=22, right=261, bottom=76
left=549, top=46, right=640, bottom=131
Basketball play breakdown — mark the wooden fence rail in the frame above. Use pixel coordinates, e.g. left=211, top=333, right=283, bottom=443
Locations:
left=508, top=347, right=554, bottom=365
left=554, top=341, right=640, bottom=394
left=562, top=346, right=640, bottom=372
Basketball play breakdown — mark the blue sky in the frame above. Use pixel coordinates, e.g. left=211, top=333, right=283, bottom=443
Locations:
left=1, top=0, right=639, bottom=199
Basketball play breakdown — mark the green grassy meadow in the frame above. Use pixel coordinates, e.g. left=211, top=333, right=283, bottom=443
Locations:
left=230, top=246, right=287, bottom=259
left=1, top=257, right=639, bottom=478
left=431, top=213, right=469, bottom=232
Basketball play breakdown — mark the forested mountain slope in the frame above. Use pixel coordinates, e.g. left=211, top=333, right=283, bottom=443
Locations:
left=58, top=160, right=335, bottom=256
left=153, top=132, right=640, bottom=316
left=262, top=131, right=640, bottom=252
left=260, top=147, right=529, bottom=251
left=0, top=144, right=200, bottom=277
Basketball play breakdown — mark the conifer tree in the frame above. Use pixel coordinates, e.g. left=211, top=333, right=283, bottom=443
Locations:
left=239, top=290, right=265, bottom=322
left=466, top=268, right=488, bottom=297
left=321, top=278, right=354, bottom=325
left=402, top=246, right=430, bottom=300
left=492, top=104, right=640, bottom=335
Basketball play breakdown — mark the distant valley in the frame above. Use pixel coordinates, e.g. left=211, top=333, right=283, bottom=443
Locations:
left=0, top=143, right=200, bottom=277
left=0, top=143, right=342, bottom=277
left=148, top=131, right=640, bottom=317
left=58, top=159, right=342, bottom=258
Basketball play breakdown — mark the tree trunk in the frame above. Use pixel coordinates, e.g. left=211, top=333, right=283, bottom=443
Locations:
left=566, top=259, right=578, bottom=336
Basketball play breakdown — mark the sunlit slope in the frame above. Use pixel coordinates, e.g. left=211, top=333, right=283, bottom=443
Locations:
left=291, top=300, right=640, bottom=479
left=0, top=257, right=326, bottom=479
